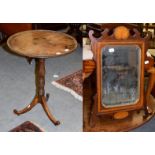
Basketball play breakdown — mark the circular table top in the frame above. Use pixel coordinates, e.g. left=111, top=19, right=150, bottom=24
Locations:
left=7, top=30, right=77, bottom=58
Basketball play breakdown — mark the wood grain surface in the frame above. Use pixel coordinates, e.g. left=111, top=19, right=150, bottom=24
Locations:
left=7, top=30, right=77, bottom=58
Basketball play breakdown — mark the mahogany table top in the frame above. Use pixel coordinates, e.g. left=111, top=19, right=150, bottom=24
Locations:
left=7, top=30, right=77, bottom=58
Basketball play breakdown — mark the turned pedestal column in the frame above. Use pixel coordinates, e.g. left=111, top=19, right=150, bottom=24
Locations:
left=14, top=58, right=60, bottom=125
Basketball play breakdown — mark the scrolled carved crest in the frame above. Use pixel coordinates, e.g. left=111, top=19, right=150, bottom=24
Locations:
left=89, top=26, right=151, bottom=41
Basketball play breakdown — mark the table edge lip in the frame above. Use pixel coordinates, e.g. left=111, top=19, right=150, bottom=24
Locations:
left=6, top=29, right=78, bottom=58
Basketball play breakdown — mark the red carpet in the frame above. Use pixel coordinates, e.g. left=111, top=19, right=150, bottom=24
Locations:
left=10, top=121, right=44, bottom=132
left=52, top=70, right=82, bottom=101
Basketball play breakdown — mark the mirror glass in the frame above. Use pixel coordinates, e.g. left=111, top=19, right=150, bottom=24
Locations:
left=101, top=45, right=141, bottom=107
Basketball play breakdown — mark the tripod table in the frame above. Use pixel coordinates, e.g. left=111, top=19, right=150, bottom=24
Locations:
left=7, top=30, right=77, bottom=125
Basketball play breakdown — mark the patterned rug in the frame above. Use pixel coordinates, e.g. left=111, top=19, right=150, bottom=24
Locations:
left=10, top=121, right=44, bottom=132
left=52, top=70, right=83, bottom=101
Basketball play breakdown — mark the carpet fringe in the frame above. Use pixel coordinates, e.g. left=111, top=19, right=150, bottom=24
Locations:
left=52, top=81, right=83, bottom=102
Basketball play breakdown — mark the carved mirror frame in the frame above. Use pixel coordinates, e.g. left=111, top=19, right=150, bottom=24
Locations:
left=89, top=26, right=154, bottom=118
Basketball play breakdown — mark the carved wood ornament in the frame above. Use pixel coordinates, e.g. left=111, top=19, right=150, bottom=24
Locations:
left=88, top=26, right=155, bottom=127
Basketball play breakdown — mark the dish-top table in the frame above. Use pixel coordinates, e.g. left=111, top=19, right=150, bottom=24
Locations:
left=7, top=30, right=77, bottom=125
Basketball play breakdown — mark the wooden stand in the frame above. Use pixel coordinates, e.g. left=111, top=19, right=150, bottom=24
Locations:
left=83, top=77, right=155, bottom=132
left=14, top=58, right=60, bottom=125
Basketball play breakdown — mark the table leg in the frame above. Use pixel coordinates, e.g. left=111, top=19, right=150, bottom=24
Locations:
left=14, top=96, right=38, bottom=115
left=14, top=58, right=60, bottom=126
left=41, top=96, right=60, bottom=125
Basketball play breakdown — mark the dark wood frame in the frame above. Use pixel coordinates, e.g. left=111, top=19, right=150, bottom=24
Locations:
left=96, top=41, right=144, bottom=115
left=88, top=26, right=155, bottom=126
